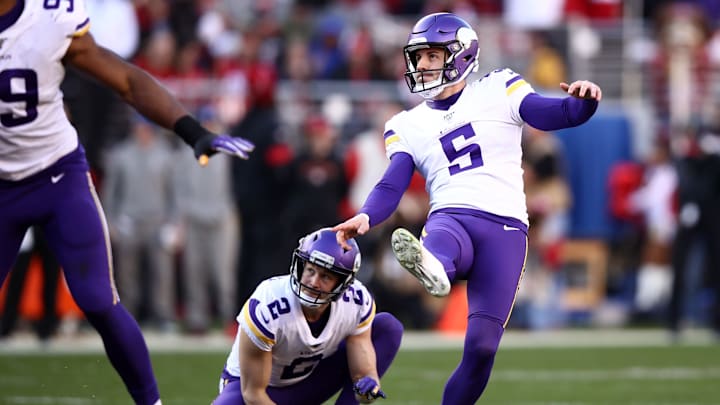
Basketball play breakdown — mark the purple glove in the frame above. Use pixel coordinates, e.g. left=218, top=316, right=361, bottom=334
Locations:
left=195, top=134, right=255, bottom=161
left=353, top=376, right=386, bottom=403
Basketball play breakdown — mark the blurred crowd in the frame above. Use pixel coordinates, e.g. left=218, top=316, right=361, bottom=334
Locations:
left=2, top=0, right=720, bottom=341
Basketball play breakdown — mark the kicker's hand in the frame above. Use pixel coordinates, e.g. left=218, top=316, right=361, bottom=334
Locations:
left=194, top=134, right=255, bottom=166
left=560, top=80, right=602, bottom=101
left=353, top=376, right=386, bottom=403
left=332, top=213, right=370, bottom=250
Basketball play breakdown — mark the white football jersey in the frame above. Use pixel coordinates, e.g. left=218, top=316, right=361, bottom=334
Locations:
left=225, top=275, right=376, bottom=387
left=384, top=68, right=534, bottom=224
left=0, top=0, right=90, bottom=181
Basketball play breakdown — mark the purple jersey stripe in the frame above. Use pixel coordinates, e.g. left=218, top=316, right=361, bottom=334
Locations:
left=383, top=129, right=395, bottom=139
left=76, top=17, right=90, bottom=31
left=249, top=299, right=275, bottom=340
left=505, top=75, right=522, bottom=87
left=360, top=298, right=374, bottom=323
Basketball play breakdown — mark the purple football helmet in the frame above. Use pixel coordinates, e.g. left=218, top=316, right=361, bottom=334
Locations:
left=403, top=13, right=480, bottom=98
left=290, top=228, right=361, bottom=307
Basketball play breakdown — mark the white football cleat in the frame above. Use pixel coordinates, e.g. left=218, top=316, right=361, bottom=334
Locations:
left=391, top=228, right=451, bottom=297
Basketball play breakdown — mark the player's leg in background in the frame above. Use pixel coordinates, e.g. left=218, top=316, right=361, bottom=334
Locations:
left=34, top=227, right=61, bottom=340
left=44, top=169, right=160, bottom=405
left=0, top=180, right=34, bottom=336
left=0, top=183, right=30, bottom=287
left=0, top=238, right=31, bottom=338
left=442, top=217, right=527, bottom=404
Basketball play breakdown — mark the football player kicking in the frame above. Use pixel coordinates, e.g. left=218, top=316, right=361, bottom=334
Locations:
left=333, top=12, right=602, bottom=404
left=0, top=1, right=253, bottom=404
left=213, top=228, right=403, bottom=405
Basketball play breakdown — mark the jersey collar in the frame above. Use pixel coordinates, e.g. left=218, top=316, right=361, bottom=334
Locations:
left=426, top=87, right=464, bottom=111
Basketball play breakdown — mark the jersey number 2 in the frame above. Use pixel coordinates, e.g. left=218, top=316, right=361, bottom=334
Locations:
left=0, top=69, right=39, bottom=127
left=439, top=123, right=483, bottom=175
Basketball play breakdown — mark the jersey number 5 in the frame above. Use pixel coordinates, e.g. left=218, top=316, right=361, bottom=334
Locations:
left=439, top=123, right=483, bottom=175
left=0, top=69, right=39, bottom=127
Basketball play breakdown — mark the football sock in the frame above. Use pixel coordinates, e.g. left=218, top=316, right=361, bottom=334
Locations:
left=85, top=303, right=160, bottom=405
left=442, top=315, right=503, bottom=404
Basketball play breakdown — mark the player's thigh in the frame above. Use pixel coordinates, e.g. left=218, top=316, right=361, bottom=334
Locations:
left=213, top=380, right=245, bottom=405
left=43, top=171, right=116, bottom=311
left=466, top=220, right=528, bottom=321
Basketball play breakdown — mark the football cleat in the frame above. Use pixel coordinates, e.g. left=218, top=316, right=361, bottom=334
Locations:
left=391, top=228, right=450, bottom=297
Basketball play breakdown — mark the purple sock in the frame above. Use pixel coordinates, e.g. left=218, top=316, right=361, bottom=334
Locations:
left=442, top=315, right=503, bottom=404
left=85, top=303, right=160, bottom=405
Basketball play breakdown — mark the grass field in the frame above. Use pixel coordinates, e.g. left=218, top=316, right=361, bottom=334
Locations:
left=1, top=332, right=718, bottom=404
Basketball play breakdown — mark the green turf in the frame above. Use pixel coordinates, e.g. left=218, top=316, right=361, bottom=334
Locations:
left=0, top=345, right=718, bottom=404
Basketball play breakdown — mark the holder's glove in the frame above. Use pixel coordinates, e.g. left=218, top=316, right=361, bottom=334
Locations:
left=353, top=376, right=386, bottom=403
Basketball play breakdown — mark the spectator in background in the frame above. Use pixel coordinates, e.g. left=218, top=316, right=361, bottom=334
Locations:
left=285, top=115, right=349, bottom=241
left=173, top=107, right=239, bottom=335
left=103, top=118, right=179, bottom=332
left=668, top=125, right=720, bottom=339
left=648, top=3, right=714, bottom=130
left=515, top=126, right=572, bottom=329
left=0, top=227, right=60, bottom=342
left=629, top=137, right=677, bottom=315
left=525, top=31, right=567, bottom=92
left=230, top=63, right=294, bottom=309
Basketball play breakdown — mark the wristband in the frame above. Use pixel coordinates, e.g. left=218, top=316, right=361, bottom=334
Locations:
left=173, top=115, right=210, bottom=147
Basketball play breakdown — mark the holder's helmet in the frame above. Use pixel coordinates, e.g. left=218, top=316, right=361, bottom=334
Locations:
left=403, top=13, right=480, bottom=99
left=290, top=228, right=361, bottom=308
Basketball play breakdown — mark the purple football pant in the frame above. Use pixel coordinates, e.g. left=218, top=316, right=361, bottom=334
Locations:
left=0, top=147, right=160, bottom=405
left=421, top=208, right=528, bottom=405
left=213, top=312, right=403, bottom=405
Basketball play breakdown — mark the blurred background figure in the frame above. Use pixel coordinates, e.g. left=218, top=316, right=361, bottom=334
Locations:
left=284, top=114, right=348, bottom=241
left=0, top=227, right=60, bottom=342
left=629, top=137, right=677, bottom=317
left=173, top=107, right=239, bottom=335
left=515, top=126, right=572, bottom=330
left=668, top=124, right=720, bottom=339
left=102, top=117, right=179, bottom=333
left=230, top=61, right=294, bottom=310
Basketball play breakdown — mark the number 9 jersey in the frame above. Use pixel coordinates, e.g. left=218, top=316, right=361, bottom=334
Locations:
left=0, top=0, right=90, bottom=181
left=383, top=68, right=535, bottom=225
left=224, top=275, right=376, bottom=387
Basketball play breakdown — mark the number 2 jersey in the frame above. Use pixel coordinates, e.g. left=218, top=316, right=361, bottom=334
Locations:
left=384, top=69, right=535, bottom=225
left=224, top=275, right=376, bottom=386
left=0, top=0, right=90, bottom=181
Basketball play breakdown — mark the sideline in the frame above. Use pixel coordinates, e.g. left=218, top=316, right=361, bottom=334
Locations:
left=0, top=328, right=715, bottom=354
